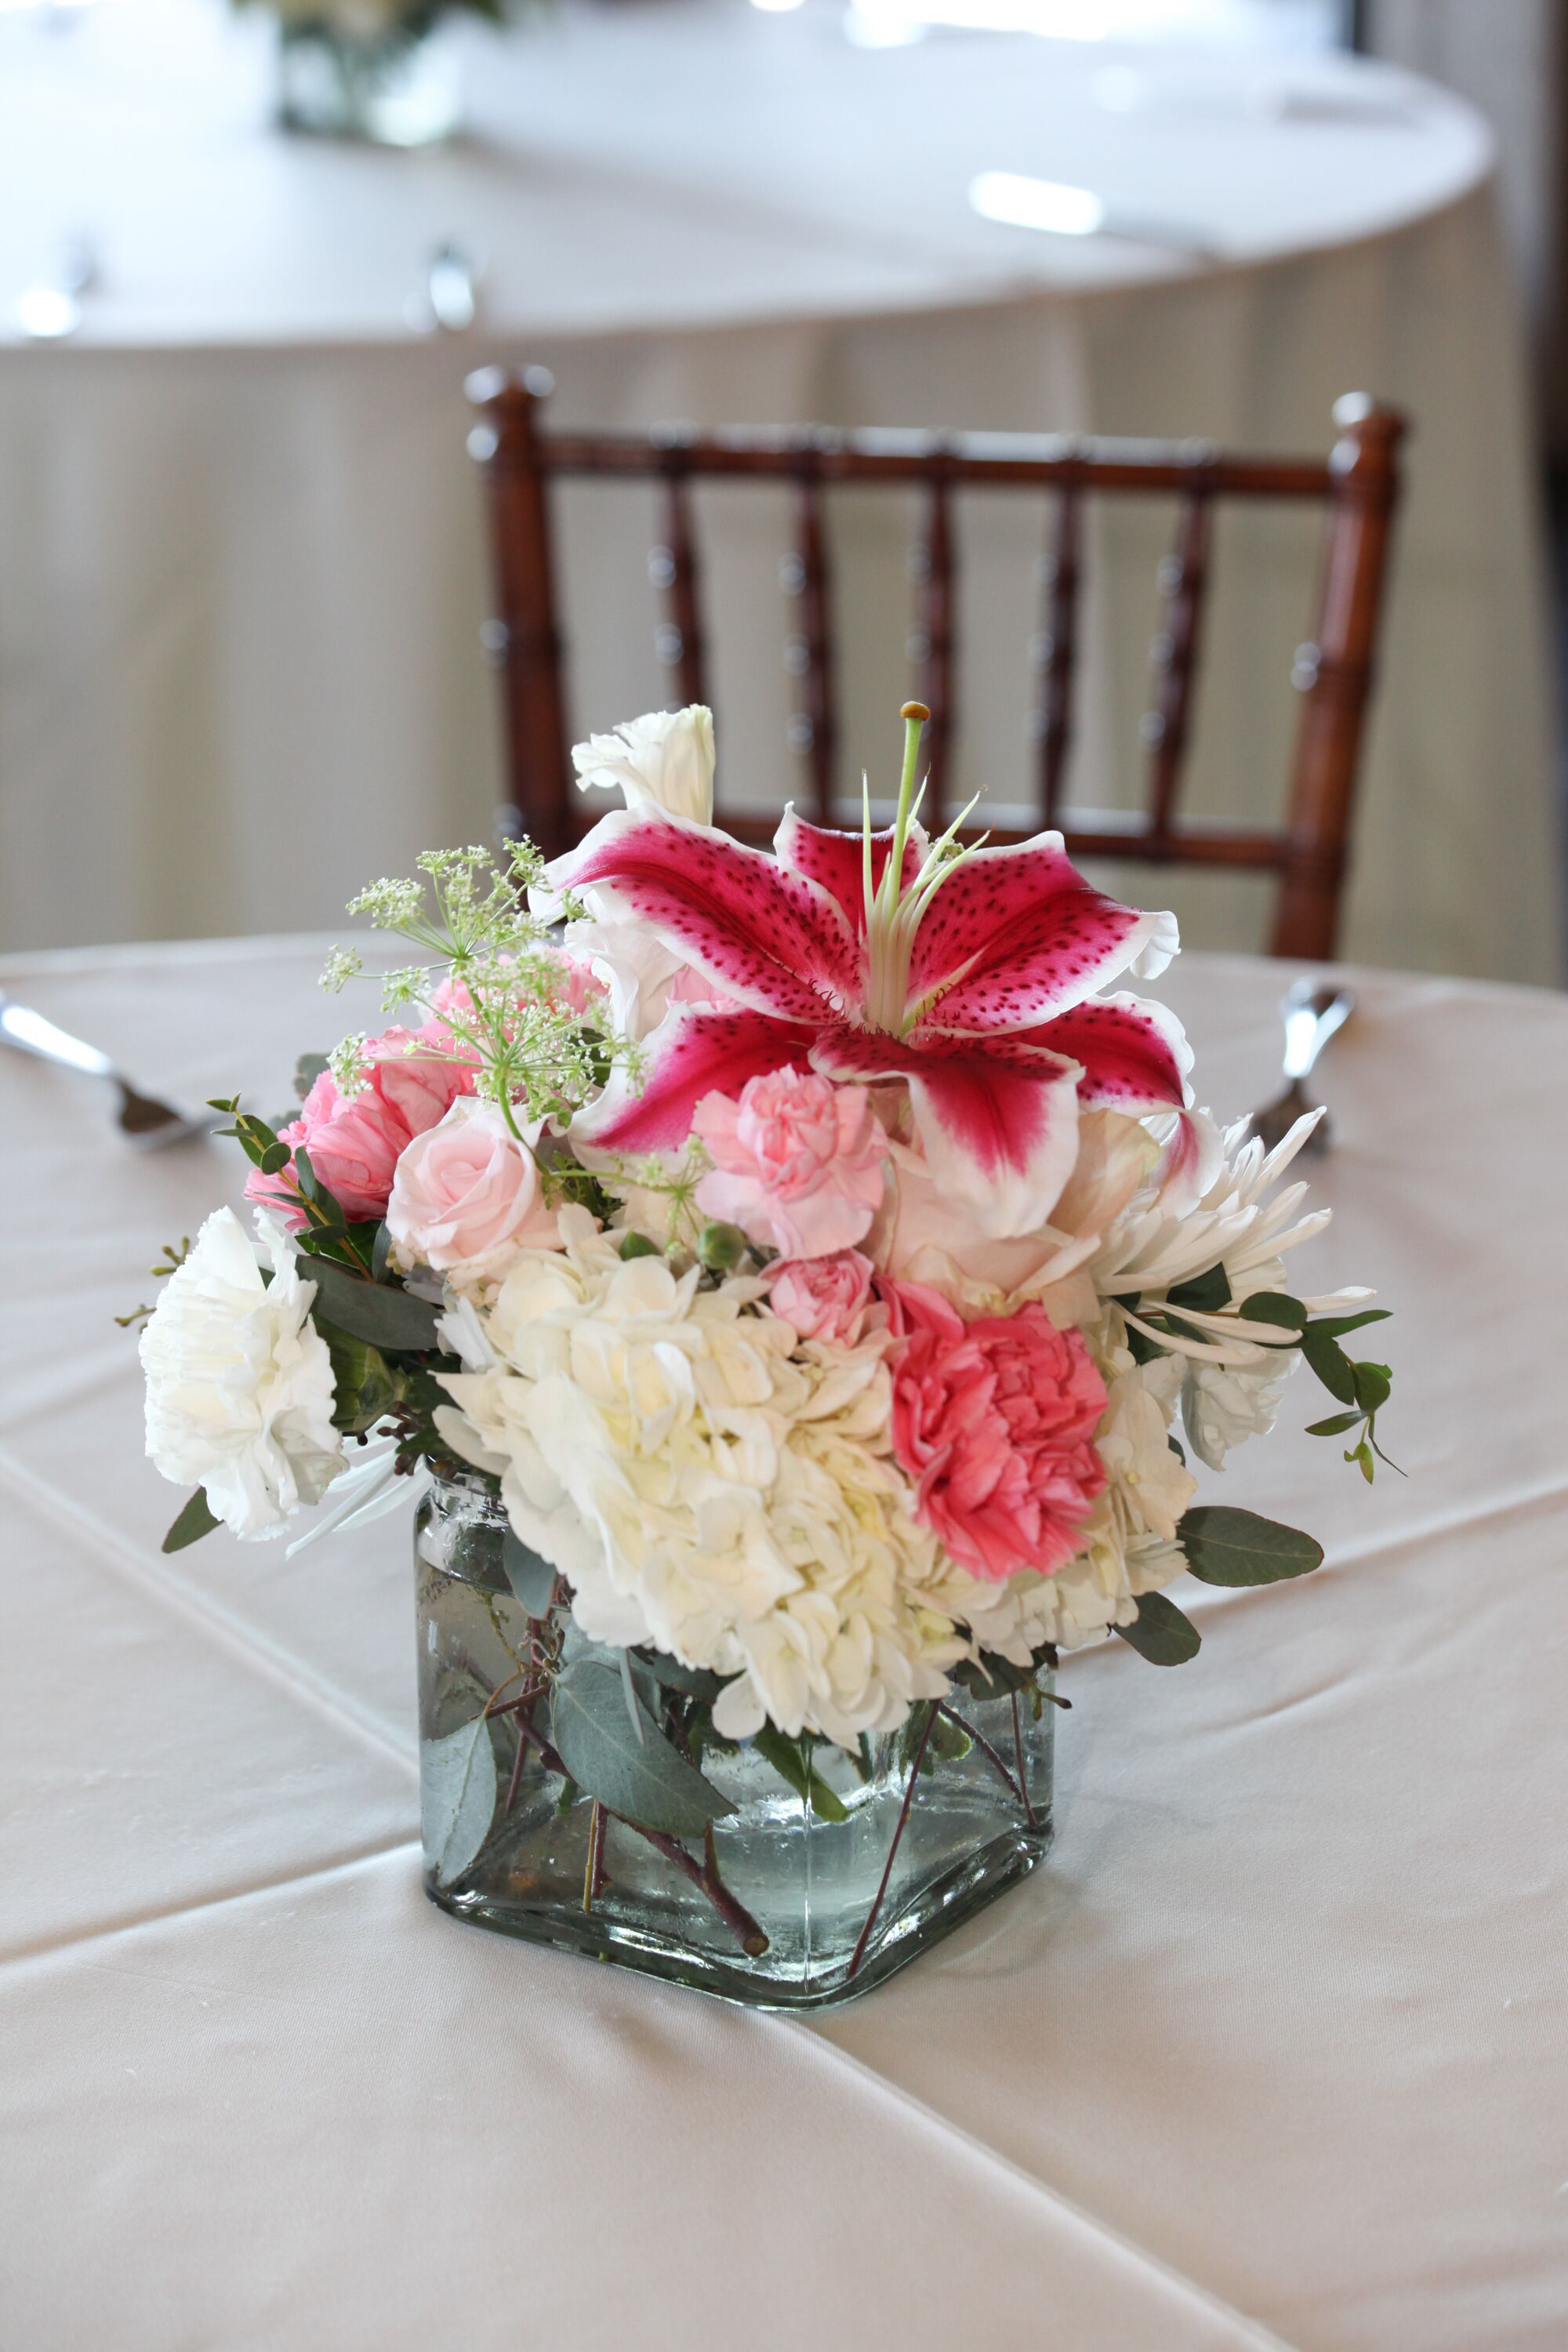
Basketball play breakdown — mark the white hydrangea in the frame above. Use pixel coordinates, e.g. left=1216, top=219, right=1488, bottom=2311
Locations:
left=1181, top=1353, right=1296, bottom=1472
left=437, top=1208, right=962, bottom=1748
left=140, top=1207, right=343, bottom=1539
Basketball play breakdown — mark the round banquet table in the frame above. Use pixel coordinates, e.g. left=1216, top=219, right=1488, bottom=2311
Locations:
left=2, top=935, right=1565, bottom=2351
left=0, top=0, right=1560, bottom=986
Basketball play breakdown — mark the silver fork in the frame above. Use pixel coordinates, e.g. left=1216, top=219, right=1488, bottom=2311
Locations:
left=0, top=993, right=216, bottom=1148
left=1251, top=978, right=1356, bottom=1155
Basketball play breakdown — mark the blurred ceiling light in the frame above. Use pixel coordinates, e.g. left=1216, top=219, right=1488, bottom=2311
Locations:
left=842, top=0, right=1339, bottom=44
left=14, top=288, right=80, bottom=339
left=750, top=0, right=808, bottom=13
left=968, top=171, right=1107, bottom=237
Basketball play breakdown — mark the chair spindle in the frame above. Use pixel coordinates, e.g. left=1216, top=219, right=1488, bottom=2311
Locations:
left=1035, top=476, right=1082, bottom=826
left=658, top=457, right=708, bottom=712
left=786, top=466, right=837, bottom=825
left=1143, top=466, right=1216, bottom=840
left=913, top=466, right=956, bottom=821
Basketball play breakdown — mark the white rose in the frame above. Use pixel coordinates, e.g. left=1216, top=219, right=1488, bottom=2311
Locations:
left=571, top=706, right=715, bottom=825
left=140, top=1207, right=344, bottom=1539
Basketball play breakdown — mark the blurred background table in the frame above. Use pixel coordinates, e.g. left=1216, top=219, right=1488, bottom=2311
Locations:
left=0, top=0, right=1557, bottom=982
left=3, top=933, right=1565, bottom=2350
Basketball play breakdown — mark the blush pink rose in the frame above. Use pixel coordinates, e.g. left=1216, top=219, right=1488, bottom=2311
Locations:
left=768, top=1249, right=875, bottom=1345
left=387, top=1097, right=561, bottom=1273
left=882, top=1278, right=1108, bottom=1584
left=692, top=1070, right=888, bottom=1259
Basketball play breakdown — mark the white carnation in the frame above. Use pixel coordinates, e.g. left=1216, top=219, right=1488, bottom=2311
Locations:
left=140, top=1208, right=343, bottom=1538
left=571, top=706, right=715, bottom=825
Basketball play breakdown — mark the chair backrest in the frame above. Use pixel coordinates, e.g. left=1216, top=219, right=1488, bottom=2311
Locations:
left=465, top=370, right=1406, bottom=962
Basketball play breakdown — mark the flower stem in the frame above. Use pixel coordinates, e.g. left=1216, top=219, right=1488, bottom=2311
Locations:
left=848, top=1699, right=936, bottom=1981
left=936, top=1701, right=1027, bottom=1816
left=511, top=1717, right=768, bottom=1957
left=1011, top=1690, right=1038, bottom=1831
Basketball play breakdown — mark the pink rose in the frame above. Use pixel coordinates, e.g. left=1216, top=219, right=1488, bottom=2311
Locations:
left=365, top=1023, right=477, bottom=1136
left=882, top=1279, right=1107, bottom=1584
left=692, top=1070, right=888, bottom=1259
left=387, top=1097, right=561, bottom=1273
left=245, top=1016, right=477, bottom=1229
left=768, top=1249, right=875, bottom=1345
left=245, top=1069, right=409, bottom=1228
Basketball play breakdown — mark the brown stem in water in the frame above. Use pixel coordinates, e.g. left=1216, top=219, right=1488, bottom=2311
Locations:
left=512, top=1717, right=767, bottom=1957
left=848, top=1701, right=936, bottom=1981
left=1011, top=1690, right=1038, bottom=1831
left=936, top=1701, right=1026, bottom=1813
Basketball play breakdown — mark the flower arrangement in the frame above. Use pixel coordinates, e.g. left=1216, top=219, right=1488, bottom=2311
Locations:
left=135, top=700, right=1395, bottom=1999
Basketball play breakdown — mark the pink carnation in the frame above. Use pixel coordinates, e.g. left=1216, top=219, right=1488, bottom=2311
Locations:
left=245, top=1018, right=476, bottom=1229
left=882, top=1279, right=1108, bottom=1584
left=692, top=1069, right=888, bottom=1260
left=768, top=1249, right=875, bottom=1345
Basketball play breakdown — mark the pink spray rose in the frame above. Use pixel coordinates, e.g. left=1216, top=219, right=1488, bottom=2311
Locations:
left=882, top=1279, right=1108, bottom=1584
left=768, top=1249, right=875, bottom=1346
left=692, top=1070, right=889, bottom=1259
left=245, top=1018, right=477, bottom=1228
left=387, top=1097, right=561, bottom=1274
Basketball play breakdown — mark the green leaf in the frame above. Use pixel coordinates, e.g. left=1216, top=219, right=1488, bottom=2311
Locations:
left=294, top=1052, right=329, bottom=1100
left=370, top=1221, right=394, bottom=1283
left=1348, top=1439, right=1375, bottom=1483
left=300, top=1253, right=440, bottom=1353
left=1114, top=1590, right=1202, bottom=1665
left=1125, top=1323, right=1165, bottom=1367
left=316, top=1323, right=401, bottom=1434
left=1180, top=1506, right=1324, bottom=1586
left=751, top=1726, right=850, bottom=1821
left=161, top=1488, right=220, bottom=1553
left=1168, top=1434, right=1187, bottom=1465
left=927, top=1711, right=974, bottom=1764
left=1239, top=1291, right=1308, bottom=1332
left=257, top=1139, right=292, bottom=1177
left=634, top=1647, right=727, bottom=1703
left=550, top=1661, right=735, bottom=1837
left=500, top=1529, right=556, bottom=1617
left=1305, top=1410, right=1364, bottom=1437
left=1352, top=1360, right=1392, bottom=1414
left=421, top=1715, right=499, bottom=1887
left=952, top=1651, right=1036, bottom=1698
left=1310, top=1308, right=1392, bottom=1341
left=1166, top=1265, right=1231, bottom=1313
left=1301, top=1330, right=1357, bottom=1403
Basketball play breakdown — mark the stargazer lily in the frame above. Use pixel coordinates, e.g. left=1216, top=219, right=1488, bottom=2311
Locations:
left=554, top=704, right=1190, bottom=1236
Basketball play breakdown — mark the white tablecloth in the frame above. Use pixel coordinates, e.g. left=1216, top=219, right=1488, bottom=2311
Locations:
left=2, top=935, right=1565, bottom=2350
left=0, top=0, right=1560, bottom=985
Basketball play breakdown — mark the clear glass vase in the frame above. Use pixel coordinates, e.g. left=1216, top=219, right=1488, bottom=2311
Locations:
left=415, top=1472, right=1055, bottom=2008
left=275, top=20, right=461, bottom=148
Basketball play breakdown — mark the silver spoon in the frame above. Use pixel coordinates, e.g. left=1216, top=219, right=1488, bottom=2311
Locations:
left=1252, top=978, right=1356, bottom=1155
left=0, top=993, right=216, bottom=1148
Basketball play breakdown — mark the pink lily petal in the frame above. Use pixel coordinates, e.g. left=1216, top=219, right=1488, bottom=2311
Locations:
left=907, top=835, right=1177, bottom=1030
left=570, top=1007, right=818, bottom=1156
left=555, top=808, right=855, bottom=1024
left=1009, top=993, right=1192, bottom=1112
left=774, top=808, right=928, bottom=941
left=811, top=1026, right=1082, bottom=1240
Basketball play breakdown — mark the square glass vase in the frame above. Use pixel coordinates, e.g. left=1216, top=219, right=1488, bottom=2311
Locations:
left=416, top=1472, right=1054, bottom=2008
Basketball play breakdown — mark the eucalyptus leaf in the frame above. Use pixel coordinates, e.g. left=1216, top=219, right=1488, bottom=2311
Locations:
left=1240, top=1292, right=1308, bottom=1332
left=1180, top=1506, right=1323, bottom=1586
left=1166, top=1265, right=1231, bottom=1314
left=952, top=1651, right=1036, bottom=1698
left=751, top=1726, right=850, bottom=1822
left=1305, top=1410, right=1364, bottom=1437
left=500, top=1529, right=557, bottom=1617
left=634, top=1646, right=727, bottom=1703
left=301, top=1253, right=440, bottom=1353
left=1352, top=1360, right=1392, bottom=1414
left=421, top=1715, right=499, bottom=1887
left=1115, top=1590, right=1202, bottom=1665
left=1310, top=1308, right=1392, bottom=1341
left=550, top=1661, right=735, bottom=1837
left=162, top=1488, right=220, bottom=1554
left=1301, top=1330, right=1357, bottom=1403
